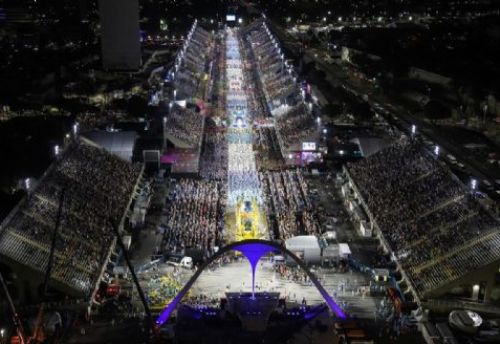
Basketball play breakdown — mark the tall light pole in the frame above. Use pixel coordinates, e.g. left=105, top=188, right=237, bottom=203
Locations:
left=0, top=272, right=27, bottom=344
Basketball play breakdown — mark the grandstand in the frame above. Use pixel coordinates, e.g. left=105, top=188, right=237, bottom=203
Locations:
left=0, top=138, right=143, bottom=301
left=173, top=24, right=213, bottom=101
left=242, top=20, right=319, bottom=160
left=274, top=103, right=318, bottom=152
left=245, top=22, right=299, bottom=110
left=344, top=138, right=500, bottom=302
left=163, top=103, right=204, bottom=174
left=162, top=22, right=212, bottom=174
left=165, top=104, right=204, bottom=149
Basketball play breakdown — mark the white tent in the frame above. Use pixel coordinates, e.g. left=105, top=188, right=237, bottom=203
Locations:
left=285, top=236, right=321, bottom=264
left=338, top=243, right=351, bottom=258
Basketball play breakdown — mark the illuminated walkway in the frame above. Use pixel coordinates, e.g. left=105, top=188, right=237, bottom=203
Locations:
left=225, top=28, right=268, bottom=241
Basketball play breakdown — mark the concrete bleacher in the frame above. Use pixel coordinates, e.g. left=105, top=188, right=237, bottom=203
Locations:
left=165, top=104, right=204, bottom=149
left=173, top=24, right=213, bottom=101
left=242, top=20, right=319, bottom=156
left=0, top=138, right=143, bottom=300
left=344, top=138, right=500, bottom=301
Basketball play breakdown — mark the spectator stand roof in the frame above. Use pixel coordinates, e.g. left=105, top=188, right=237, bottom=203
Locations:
left=285, top=235, right=321, bottom=251
left=350, top=137, right=390, bottom=157
left=81, top=130, right=138, bottom=162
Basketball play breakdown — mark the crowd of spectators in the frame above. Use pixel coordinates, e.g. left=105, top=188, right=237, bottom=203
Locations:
left=274, top=103, right=318, bottom=150
left=254, top=127, right=284, bottom=170
left=0, top=140, right=143, bottom=296
left=247, top=27, right=298, bottom=109
left=162, top=179, right=225, bottom=254
left=165, top=104, right=204, bottom=148
left=346, top=138, right=500, bottom=295
left=242, top=21, right=318, bottom=154
left=260, top=170, right=319, bottom=239
left=199, top=125, right=227, bottom=180
left=173, top=25, right=212, bottom=100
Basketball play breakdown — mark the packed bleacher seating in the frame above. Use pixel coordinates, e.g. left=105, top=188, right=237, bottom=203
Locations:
left=0, top=139, right=143, bottom=297
left=173, top=24, right=212, bottom=100
left=166, top=104, right=204, bottom=148
left=162, top=179, right=225, bottom=253
left=245, top=23, right=299, bottom=110
left=199, top=124, right=227, bottom=180
left=260, top=170, right=319, bottom=239
left=274, top=103, right=317, bottom=151
left=241, top=20, right=318, bottom=155
left=345, top=138, right=500, bottom=297
left=253, top=127, right=284, bottom=170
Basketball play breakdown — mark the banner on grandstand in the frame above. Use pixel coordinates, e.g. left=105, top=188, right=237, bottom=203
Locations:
left=302, top=142, right=317, bottom=151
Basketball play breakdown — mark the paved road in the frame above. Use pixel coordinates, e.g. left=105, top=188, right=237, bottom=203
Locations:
left=189, top=260, right=380, bottom=320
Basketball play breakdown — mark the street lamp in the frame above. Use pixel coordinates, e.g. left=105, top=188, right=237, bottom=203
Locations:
left=471, top=179, right=477, bottom=190
left=54, top=145, right=60, bottom=156
left=411, top=124, right=417, bottom=135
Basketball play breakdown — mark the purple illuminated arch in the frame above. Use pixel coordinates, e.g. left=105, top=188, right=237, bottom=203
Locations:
left=156, top=239, right=346, bottom=325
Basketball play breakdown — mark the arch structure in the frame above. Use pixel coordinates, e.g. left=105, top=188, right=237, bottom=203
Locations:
left=156, top=239, right=346, bottom=325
